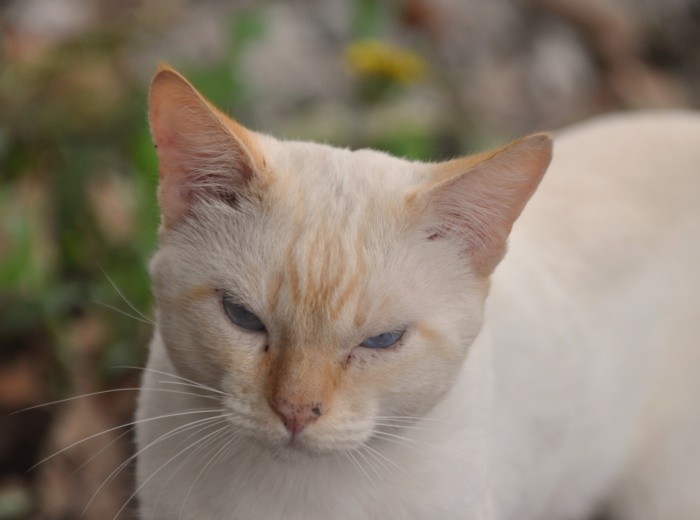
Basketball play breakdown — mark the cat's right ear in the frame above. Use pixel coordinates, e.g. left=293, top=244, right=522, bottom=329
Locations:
left=148, top=65, right=265, bottom=227
left=408, top=133, right=552, bottom=276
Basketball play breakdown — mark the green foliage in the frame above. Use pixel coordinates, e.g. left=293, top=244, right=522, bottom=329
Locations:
left=370, top=127, right=437, bottom=161
left=351, top=0, right=393, bottom=39
left=186, top=8, right=265, bottom=119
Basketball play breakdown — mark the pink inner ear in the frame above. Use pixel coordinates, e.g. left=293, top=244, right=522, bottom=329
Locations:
left=419, top=133, right=552, bottom=275
left=426, top=192, right=512, bottom=274
left=158, top=173, right=191, bottom=223
left=148, top=69, right=260, bottom=227
left=152, top=126, right=175, bottom=152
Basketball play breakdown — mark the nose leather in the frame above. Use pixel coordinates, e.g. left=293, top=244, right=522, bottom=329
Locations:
left=271, top=398, right=323, bottom=435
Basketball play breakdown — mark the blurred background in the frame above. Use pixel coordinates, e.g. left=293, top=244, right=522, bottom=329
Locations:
left=0, top=0, right=699, bottom=518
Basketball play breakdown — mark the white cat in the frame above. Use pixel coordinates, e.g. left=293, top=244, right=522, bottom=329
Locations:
left=135, top=66, right=700, bottom=520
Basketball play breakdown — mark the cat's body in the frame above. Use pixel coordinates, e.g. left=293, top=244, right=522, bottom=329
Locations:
left=483, top=112, right=700, bottom=520
left=136, top=67, right=700, bottom=520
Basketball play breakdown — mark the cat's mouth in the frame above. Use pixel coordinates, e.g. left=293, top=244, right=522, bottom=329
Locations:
left=220, top=402, right=373, bottom=457
left=264, top=433, right=374, bottom=465
left=244, top=423, right=372, bottom=462
left=273, top=431, right=364, bottom=455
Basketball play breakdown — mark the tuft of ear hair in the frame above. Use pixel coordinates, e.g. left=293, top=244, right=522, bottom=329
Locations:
left=148, top=65, right=265, bottom=227
left=410, top=133, right=553, bottom=275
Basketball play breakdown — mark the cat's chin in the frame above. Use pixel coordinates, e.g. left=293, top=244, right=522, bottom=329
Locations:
left=250, top=432, right=367, bottom=463
left=266, top=441, right=327, bottom=463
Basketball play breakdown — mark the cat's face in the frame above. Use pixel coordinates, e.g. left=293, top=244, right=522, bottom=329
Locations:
left=148, top=67, right=551, bottom=457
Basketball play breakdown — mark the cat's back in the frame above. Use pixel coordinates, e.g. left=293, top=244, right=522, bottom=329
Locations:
left=489, top=111, right=700, bottom=520
left=513, top=110, right=700, bottom=287
left=504, top=110, right=700, bottom=337
left=546, top=110, right=700, bottom=216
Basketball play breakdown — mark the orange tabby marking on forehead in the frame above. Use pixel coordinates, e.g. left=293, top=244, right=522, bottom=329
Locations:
left=321, top=223, right=372, bottom=323
left=285, top=254, right=303, bottom=310
left=331, top=267, right=362, bottom=321
left=331, top=245, right=360, bottom=318
left=353, top=291, right=370, bottom=329
left=266, top=269, right=285, bottom=313
left=267, top=226, right=303, bottom=313
left=269, top=221, right=371, bottom=333
left=304, top=228, right=343, bottom=315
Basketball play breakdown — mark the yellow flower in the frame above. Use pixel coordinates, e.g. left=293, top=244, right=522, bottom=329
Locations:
left=345, top=40, right=427, bottom=85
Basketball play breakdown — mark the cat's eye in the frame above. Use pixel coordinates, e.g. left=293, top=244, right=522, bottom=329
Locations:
left=360, top=330, right=405, bottom=349
left=222, top=294, right=266, bottom=332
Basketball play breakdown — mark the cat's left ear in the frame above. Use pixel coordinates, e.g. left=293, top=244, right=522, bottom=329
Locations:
left=410, top=133, right=553, bottom=276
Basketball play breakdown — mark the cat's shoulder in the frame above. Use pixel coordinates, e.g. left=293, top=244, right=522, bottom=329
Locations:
left=554, top=109, right=700, bottom=151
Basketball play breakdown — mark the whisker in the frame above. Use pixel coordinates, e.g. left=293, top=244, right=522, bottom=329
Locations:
left=91, top=300, right=153, bottom=325
left=345, top=449, right=376, bottom=490
left=200, top=434, right=245, bottom=483
left=372, top=422, right=455, bottom=435
left=99, top=266, right=154, bottom=324
left=84, top=415, right=231, bottom=518
left=111, top=422, right=233, bottom=520
left=156, top=379, right=230, bottom=397
left=369, top=429, right=429, bottom=448
left=148, top=421, right=232, bottom=520
left=116, top=366, right=233, bottom=399
left=14, top=387, right=219, bottom=414
left=377, top=435, right=502, bottom=520
left=370, top=443, right=404, bottom=480
left=178, top=428, right=241, bottom=519
left=31, top=408, right=222, bottom=471
left=368, top=431, right=429, bottom=453
left=70, top=426, right=133, bottom=477
left=374, top=415, right=447, bottom=424
left=361, top=442, right=406, bottom=476
left=371, top=430, right=502, bottom=518
left=354, top=445, right=385, bottom=482
left=373, top=415, right=445, bottom=423
left=355, top=445, right=393, bottom=479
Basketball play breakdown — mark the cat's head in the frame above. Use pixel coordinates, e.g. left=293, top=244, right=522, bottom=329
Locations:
left=147, top=66, right=551, bottom=457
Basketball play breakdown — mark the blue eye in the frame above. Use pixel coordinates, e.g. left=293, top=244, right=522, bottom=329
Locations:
left=360, top=330, right=404, bottom=349
left=222, top=294, right=266, bottom=332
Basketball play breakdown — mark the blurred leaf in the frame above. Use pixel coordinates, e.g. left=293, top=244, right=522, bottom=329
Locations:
left=369, top=127, right=436, bottom=161
left=0, top=300, right=43, bottom=338
left=230, top=8, right=266, bottom=49
left=187, top=8, right=265, bottom=112
left=129, top=121, right=160, bottom=255
left=0, top=484, right=32, bottom=519
left=351, top=0, right=391, bottom=39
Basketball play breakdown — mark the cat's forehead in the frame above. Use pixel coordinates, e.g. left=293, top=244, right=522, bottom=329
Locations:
left=214, top=139, right=431, bottom=334
left=259, top=137, right=424, bottom=208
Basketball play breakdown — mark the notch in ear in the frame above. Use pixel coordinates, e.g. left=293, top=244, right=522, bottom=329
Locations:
left=148, top=65, right=265, bottom=227
left=410, top=133, right=553, bottom=275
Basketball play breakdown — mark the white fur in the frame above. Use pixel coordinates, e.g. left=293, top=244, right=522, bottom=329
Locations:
left=136, top=111, right=700, bottom=519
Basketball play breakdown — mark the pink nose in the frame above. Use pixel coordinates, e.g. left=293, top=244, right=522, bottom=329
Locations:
left=271, top=398, right=323, bottom=435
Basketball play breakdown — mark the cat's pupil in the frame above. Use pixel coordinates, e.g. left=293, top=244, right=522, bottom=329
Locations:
left=222, top=294, right=266, bottom=332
